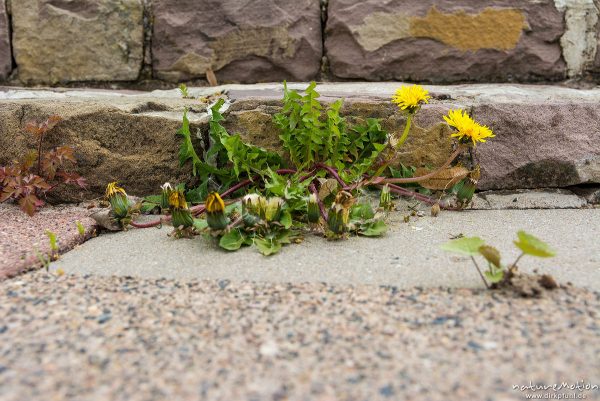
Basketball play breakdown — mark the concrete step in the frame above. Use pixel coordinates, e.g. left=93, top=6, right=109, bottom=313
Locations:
left=50, top=209, right=600, bottom=290
left=1, top=83, right=599, bottom=201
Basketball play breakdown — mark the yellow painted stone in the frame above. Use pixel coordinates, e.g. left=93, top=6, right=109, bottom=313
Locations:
left=354, top=6, right=527, bottom=52
left=410, top=7, right=527, bottom=51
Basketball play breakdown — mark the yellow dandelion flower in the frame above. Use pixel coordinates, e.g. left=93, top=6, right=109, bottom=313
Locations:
left=443, top=109, right=495, bottom=146
left=105, top=182, right=127, bottom=199
left=391, top=85, right=431, bottom=113
left=206, top=192, right=225, bottom=214
left=168, top=190, right=188, bottom=210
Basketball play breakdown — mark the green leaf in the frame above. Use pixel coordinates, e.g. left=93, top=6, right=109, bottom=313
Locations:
left=185, top=183, right=209, bottom=204
left=441, top=236, right=486, bottom=256
left=513, top=231, right=556, bottom=258
left=140, top=194, right=162, bottom=213
left=177, top=109, right=203, bottom=177
left=219, top=229, right=245, bottom=251
left=140, top=202, right=159, bottom=214
left=350, top=202, right=375, bottom=221
left=144, top=195, right=162, bottom=204
left=280, top=210, right=292, bottom=229
left=193, top=218, right=209, bottom=231
left=484, top=269, right=505, bottom=284
left=254, top=236, right=282, bottom=256
left=359, top=220, right=387, bottom=237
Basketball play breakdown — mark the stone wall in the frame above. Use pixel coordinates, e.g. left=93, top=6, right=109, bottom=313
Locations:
left=0, top=0, right=599, bottom=85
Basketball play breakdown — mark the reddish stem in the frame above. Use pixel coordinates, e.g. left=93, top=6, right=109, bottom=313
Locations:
left=314, top=163, right=348, bottom=188
left=381, top=183, right=461, bottom=211
left=308, top=182, right=328, bottom=221
left=130, top=218, right=167, bottom=229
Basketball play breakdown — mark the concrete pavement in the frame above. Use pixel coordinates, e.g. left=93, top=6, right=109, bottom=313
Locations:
left=51, top=209, right=600, bottom=289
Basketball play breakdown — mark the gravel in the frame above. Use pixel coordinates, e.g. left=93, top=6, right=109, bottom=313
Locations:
left=1, top=271, right=599, bottom=401
left=0, top=203, right=97, bottom=279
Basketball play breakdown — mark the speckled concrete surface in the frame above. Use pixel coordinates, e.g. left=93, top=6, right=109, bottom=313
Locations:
left=1, top=271, right=599, bottom=401
left=0, top=203, right=97, bottom=279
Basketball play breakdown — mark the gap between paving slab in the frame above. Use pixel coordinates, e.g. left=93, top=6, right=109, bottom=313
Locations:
left=51, top=209, right=600, bottom=290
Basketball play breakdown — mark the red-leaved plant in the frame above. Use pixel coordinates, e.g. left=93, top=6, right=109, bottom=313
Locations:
left=0, top=116, right=86, bottom=216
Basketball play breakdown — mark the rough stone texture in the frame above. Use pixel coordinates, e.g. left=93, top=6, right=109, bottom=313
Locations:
left=11, top=0, right=144, bottom=84
left=0, top=203, right=96, bottom=279
left=2, top=83, right=600, bottom=201
left=473, top=102, right=600, bottom=189
left=325, top=0, right=567, bottom=82
left=151, top=0, right=322, bottom=83
left=0, top=93, right=201, bottom=202
left=0, top=0, right=10, bottom=80
left=556, top=0, right=600, bottom=77
left=570, top=185, right=600, bottom=203
left=2, top=272, right=600, bottom=401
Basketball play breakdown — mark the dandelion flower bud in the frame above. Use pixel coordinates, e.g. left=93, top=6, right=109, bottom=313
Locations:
left=307, top=193, right=320, bottom=224
left=205, top=192, right=229, bottom=230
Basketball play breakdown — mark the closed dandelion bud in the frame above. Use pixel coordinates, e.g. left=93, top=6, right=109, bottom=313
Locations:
left=264, top=197, right=284, bottom=223
left=105, top=182, right=130, bottom=218
left=242, top=193, right=262, bottom=216
left=160, top=182, right=173, bottom=210
left=328, top=203, right=349, bottom=235
left=379, top=184, right=393, bottom=211
left=168, top=189, right=193, bottom=228
left=172, top=208, right=194, bottom=228
left=205, top=192, right=229, bottom=230
left=307, top=193, right=320, bottom=224
left=242, top=194, right=264, bottom=226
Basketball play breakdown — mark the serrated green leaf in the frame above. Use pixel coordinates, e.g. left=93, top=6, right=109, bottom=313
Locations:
left=280, top=210, right=292, bottom=229
left=514, top=231, right=556, bottom=258
left=359, top=220, right=387, bottom=237
left=350, top=202, right=375, bottom=221
left=219, top=229, right=245, bottom=251
left=441, top=236, right=486, bottom=256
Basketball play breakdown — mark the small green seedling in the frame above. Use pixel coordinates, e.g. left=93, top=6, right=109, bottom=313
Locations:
left=45, top=230, right=59, bottom=261
left=179, top=84, right=191, bottom=99
left=76, top=221, right=85, bottom=237
left=34, top=248, right=50, bottom=271
left=441, top=230, right=556, bottom=289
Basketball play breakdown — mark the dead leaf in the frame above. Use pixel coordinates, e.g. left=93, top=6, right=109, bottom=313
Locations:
left=318, top=178, right=338, bottom=201
left=414, top=166, right=469, bottom=190
left=206, top=68, right=218, bottom=86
